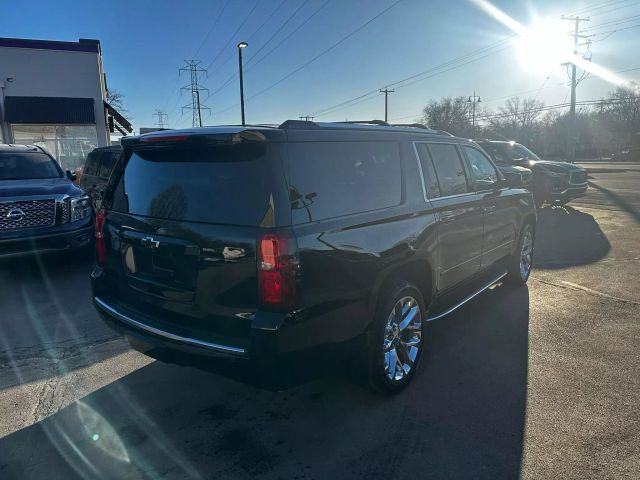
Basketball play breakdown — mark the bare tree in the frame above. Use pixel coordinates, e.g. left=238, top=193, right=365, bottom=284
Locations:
left=106, top=89, right=127, bottom=114
left=421, top=96, right=473, bottom=137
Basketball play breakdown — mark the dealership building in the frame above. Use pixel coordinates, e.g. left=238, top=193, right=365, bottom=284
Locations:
left=0, top=37, right=131, bottom=171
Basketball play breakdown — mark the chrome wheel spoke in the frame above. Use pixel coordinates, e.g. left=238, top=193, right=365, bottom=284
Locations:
left=385, top=347, right=398, bottom=380
left=382, top=296, right=423, bottom=382
left=398, top=304, right=418, bottom=331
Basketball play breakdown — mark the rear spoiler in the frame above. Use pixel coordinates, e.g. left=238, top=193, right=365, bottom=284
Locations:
left=122, top=129, right=267, bottom=148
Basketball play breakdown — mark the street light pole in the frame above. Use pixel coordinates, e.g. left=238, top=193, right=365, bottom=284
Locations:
left=468, top=91, right=481, bottom=137
left=237, top=42, right=248, bottom=126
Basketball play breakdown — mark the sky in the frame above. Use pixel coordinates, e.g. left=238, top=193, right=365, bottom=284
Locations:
left=3, top=0, right=640, bottom=131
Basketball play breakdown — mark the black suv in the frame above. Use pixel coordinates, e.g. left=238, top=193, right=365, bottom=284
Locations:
left=0, top=144, right=93, bottom=258
left=476, top=140, right=588, bottom=207
left=91, top=121, right=536, bottom=392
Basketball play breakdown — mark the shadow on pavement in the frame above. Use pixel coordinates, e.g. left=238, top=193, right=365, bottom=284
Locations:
left=534, top=205, right=611, bottom=268
left=0, top=285, right=530, bottom=480
left=0, top=252, right=122, bottom=390
left=588, top=180, right=640, bottom=224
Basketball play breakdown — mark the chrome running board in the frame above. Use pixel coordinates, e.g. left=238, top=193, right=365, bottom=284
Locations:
left=427, top=271, right=508, bottom=322
left=94, top=297, right=246, bottom=356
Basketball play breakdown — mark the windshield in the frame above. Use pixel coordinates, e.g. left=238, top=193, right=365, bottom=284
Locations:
left=0, top=152, right=63, bottom=180
left=481, top=143, right=540, bottom=163
left=510, top=143, right=541, bottom=161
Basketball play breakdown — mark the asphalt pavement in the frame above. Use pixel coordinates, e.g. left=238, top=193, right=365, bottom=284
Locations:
left=0, top=163, right=638, bottom=479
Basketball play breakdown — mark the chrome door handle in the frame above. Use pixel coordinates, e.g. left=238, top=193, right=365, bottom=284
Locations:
left=440, top=213, right=456, bottom=223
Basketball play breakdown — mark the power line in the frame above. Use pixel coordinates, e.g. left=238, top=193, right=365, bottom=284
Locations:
left=201, top=0, right=289, bottom=88
left=239, top=0, right=405, bottom=110
left=194, top=0, right=231, bottom=58
left=388, top=65, right=640, bottom=123
left=202, top=0, right=318, bottom=105
left=310, top=37, right=515, bottom=118
left=204, top=0, right=263, bottom=71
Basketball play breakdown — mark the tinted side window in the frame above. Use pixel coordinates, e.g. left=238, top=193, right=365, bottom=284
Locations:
left=415, top=143, right=440, bottom=199
left=99, top=152, right=118, bottom=178
left=464, top=146, right=498, bottom=188
left=84, top=151, right=100, bottom=176
left=426, top=143, right=469, bottom=196
left=287, top=141, right=402, bottom=224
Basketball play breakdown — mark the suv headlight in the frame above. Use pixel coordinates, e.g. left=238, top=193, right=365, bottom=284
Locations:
left=70, top=195, right=91, bottom=222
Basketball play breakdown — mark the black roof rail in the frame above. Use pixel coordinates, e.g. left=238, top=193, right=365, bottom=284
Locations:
left=339, top=119, right=390, bottom=126
left=436, top=129, right=454, bottom=137
left=279, top=119, right=319, bottom=129
left=390, top=123, right=429, bottom=130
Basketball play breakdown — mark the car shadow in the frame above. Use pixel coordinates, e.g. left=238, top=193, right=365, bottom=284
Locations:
left=588, top=180, right=640, bottom=224
left=0, top=285, right=530, bottom=480
left=0, top=252, right=124, bottom=390
left=534, top=205, right=611, bottom=268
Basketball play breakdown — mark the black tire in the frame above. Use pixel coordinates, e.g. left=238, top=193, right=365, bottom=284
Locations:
left=367, top=281, right=427, bottom=394
left=506, top=223, right=534, bottom=286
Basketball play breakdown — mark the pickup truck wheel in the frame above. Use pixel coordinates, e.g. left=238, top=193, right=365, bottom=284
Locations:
left=368, top=282, right=426, bottom=394
left=506, top=224, right=534, bottom=286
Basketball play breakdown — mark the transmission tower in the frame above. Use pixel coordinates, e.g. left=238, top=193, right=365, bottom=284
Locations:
left=153, top=110, right=168, bottom=129
left=179, top=60, right=210, bottom=128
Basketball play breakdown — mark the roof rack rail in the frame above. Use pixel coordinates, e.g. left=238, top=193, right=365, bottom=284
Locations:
left=436, top=129, right=454, bottom=136
left=340, top=119, right=390, bottom=126
left=390, top=123, right=429, bottom=129
left=279, top=119, right=318, bottom=129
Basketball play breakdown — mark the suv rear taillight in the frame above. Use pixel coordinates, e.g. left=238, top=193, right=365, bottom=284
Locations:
left=95, top=209, right=107, bottom=266
left=258, top=232, right=298, bottom=311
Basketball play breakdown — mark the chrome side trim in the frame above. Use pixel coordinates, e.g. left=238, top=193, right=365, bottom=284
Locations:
left=427, top=271, right=507, bottom=322
left=94, top=297, right=247, bottom=355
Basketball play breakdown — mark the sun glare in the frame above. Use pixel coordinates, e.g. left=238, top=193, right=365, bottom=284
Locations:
left=515, top=18, right=574, bottom=72
left=471, top=0, right=627, bottom=86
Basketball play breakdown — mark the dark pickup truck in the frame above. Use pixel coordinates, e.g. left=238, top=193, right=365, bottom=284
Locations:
left=91, top=121, right=536, bottom=393
left=0, top=144, right=92, bottom=258
left=476, top=140, right=588, bottom=207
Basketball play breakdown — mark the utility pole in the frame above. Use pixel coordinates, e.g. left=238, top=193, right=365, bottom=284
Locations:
left=299, top=115, right=314, bottom=121
left=380, top=88, right=394, bottom=122
left=179, top=60, right=210, bottom=128
left=561, top=15, right=590, bottom=162
left=468, top=91, right=481, bottom=137
left=153, top=110, right=168, bottom=129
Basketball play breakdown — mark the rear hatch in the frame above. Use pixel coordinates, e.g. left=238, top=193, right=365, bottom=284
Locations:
left=99, top=129, right=288, bottom=349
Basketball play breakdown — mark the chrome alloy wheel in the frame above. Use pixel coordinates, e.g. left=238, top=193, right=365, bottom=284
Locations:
left=520, top=228, right=534, bottom=280
left=383, top=296, right=422, bottom=382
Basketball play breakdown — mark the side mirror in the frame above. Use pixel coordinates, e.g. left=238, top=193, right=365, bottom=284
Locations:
left=66, top=169, right=77, bottom=182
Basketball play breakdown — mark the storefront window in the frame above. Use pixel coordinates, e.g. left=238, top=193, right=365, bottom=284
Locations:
left=11, top=124, right=98, bottom=171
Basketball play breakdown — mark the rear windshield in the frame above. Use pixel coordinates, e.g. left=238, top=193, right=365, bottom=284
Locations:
left=111, top=143, right=272, bottom=225
left=0, top=152, right=63, bottom=180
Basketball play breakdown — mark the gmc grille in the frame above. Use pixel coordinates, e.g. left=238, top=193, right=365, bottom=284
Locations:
left=0, top=200, right=56, bottom=231
left=570, top=171, right=587, bottom=184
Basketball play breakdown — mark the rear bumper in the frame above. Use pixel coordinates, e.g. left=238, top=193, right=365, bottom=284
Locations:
left=0, top=223, right=93, bottom=258
left=94, top=296, right=248, bottom=357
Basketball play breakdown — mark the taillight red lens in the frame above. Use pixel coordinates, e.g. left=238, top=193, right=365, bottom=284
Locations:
left=95, top=209, right=107, bottom=265
left=258, top=232, right=297, bottom=310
